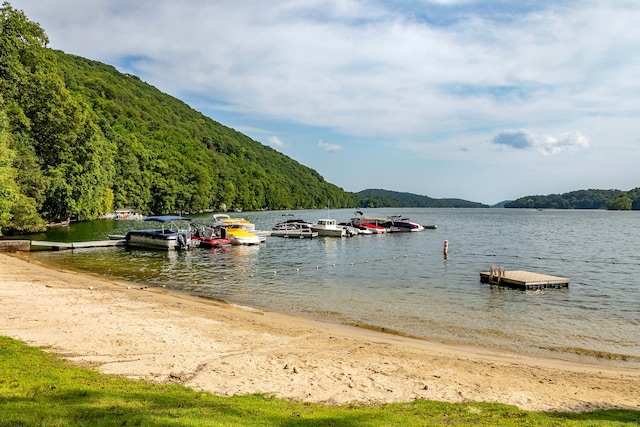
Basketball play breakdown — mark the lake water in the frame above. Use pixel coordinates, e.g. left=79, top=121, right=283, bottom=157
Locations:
left=24, top=208, right=640, bottom=367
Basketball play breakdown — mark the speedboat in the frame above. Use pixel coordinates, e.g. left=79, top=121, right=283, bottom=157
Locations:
left=338, top=222, right=370, bottom=235
left=353, top=211, right=424, bottom=232
left=311, top=218, right=347, bottom=237
left=213, top=213, right=265, bottom=244
left=191, top=223, right=231, bottom=248
left=356, top=221, right=386, bottom=234
left=225, top=225, right=261, bottom=245
left=350, top=211, right=387, bottom=233
left=125, top=216, right=193, bottom=250
left=384, top=215, right=424, bottom=232
left=213, top=214, right=256, bottom=231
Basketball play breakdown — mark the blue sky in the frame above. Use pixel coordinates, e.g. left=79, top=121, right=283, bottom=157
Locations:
left=12, top=0, right=640, bottom=204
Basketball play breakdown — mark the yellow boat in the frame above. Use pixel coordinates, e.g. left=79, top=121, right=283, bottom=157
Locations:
left=225, top=226, right=261, bottom=245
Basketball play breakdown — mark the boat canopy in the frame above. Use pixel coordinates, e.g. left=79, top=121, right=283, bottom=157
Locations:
left=144, top=215, right=190, bottom=223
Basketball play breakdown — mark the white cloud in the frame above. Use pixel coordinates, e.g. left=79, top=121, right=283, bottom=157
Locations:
left=268, top=136, right=287, bottom=148
left=318, top=140, right=342, bottom=153
left=491, top=129, right=590, bottom=155
left=537, top=131, right=590, bottom=156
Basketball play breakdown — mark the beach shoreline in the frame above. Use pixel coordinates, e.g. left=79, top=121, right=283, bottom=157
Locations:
left=1, top=252, right=639, bottom=412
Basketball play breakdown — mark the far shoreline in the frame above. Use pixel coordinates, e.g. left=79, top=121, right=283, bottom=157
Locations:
left=1, top=252, right=639, bottom=412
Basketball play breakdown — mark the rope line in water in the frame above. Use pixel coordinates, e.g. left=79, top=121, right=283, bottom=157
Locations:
left=225, top=254, right=432, bottom=279
left=215, top=249, right=638, bottom=282
left=466, top=252, right=639, bottom=266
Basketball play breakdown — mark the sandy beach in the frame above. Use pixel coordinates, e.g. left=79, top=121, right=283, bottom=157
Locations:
left=1, top=252, right=638, bottom=413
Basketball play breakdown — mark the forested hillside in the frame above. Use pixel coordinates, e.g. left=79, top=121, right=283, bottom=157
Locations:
left=356, top=189, right=487, bottom=208
left=0, top=4, right=355, bottom=234
left=504, top=188, right=640, bottom=210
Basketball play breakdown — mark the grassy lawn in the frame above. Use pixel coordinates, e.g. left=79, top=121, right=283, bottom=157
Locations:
left=1, top=336, right=638, bottom=426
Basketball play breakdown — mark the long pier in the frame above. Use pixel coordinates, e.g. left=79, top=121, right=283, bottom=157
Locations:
left=29, top=240, right=127, bottom=251
left=480, top=267, right=569, bottom=290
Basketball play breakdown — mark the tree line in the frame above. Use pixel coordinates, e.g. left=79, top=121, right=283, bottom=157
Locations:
left=504, top=189, right=640, bottom=210
left=356, top=189, right=488, bottom=208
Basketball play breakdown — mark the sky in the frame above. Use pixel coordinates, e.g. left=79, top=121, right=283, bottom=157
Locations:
left=10, top=0, right=640, bottom=205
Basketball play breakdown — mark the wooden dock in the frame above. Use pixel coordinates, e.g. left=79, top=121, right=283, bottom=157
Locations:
left=30, top=240, right=127, bottom=251
left=480, top=268, right=569, bottom=290
left=0, top=240, right=31, bottom=252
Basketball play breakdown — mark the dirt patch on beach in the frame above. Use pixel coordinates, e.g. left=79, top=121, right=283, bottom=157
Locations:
left=1, top=253, right=638, bottom=412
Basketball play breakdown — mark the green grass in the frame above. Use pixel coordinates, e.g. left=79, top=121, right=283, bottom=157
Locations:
left=1, top=336, right=638, bottom=426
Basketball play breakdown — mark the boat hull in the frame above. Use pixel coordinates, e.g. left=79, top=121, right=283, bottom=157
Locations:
left=271, top=229, right=318, bottom=238
left=312, top=227, right=347, bottom=237
left=195, top=237, right=231, bottom=248
left=226, top=228, right=261, bottom=245
left=125, top=230, right=191, bottom=250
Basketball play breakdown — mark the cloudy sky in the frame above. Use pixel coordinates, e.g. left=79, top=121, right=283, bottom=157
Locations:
left=11, top=0, right=640, bottom=204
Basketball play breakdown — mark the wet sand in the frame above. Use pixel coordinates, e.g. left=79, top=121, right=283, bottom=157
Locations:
left=1, top=253, right=638, bottom=412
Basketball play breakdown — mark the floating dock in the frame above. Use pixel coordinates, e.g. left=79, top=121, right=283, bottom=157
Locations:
left=30, top=240, right=127, bottom=251
left=480, top=268, right=569, bottom=290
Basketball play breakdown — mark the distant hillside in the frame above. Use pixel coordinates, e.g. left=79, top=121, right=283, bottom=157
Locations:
left=356, top=189, right=487, bottom=208
left=505, top=188, right=640, bottom=210
left=491, top=200, right=512, bottom=208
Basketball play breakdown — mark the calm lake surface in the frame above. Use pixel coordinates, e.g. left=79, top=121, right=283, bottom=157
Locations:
left=24, top=208, right=640, bottom=367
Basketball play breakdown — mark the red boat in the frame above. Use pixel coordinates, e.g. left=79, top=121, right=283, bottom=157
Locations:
left=354, top=221, right=387, bottom=234
left=191, top=224, right=230, bottom=248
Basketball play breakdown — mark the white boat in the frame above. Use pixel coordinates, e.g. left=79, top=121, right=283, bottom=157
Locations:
left=271, top=218, right=318, bottom=238
left=125, top=216, right=193, bottom=250
left=338, top=222, right=369, bottom=236
left=311, top=218, right=347, bottom=237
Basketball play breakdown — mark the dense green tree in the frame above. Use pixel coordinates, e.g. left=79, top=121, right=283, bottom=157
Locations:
left=0, top=109, right=19, bottom=235
left=355, top=189, right=487, bottom=208
left=505, top=189, right=640, bottom=210
left=606, top=194, right=632, bottom=210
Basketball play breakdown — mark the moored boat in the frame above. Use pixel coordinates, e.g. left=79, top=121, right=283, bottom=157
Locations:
left=213, top=213, right=266, bottom=244
left=213, top=214, right=256, bottom=231
left=125, top=216, right=193, bottom=250
left=311, top=218, right=348, bottom=237
left=191, top=223, right=231, bottom=248
left=384, top=215, right=424, bottom=232
left=271, top=218, right=318, bottom=238
left=225, top=225, right=261, bottom=245
left=353, top=211, right=424, bottom=232
left=47, top=217, right=71, bottom=228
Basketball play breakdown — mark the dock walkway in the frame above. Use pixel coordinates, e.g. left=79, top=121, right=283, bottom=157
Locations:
left=480, top=267, right=569, bottom=290
left=30, top=240, right=126, bottom=251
